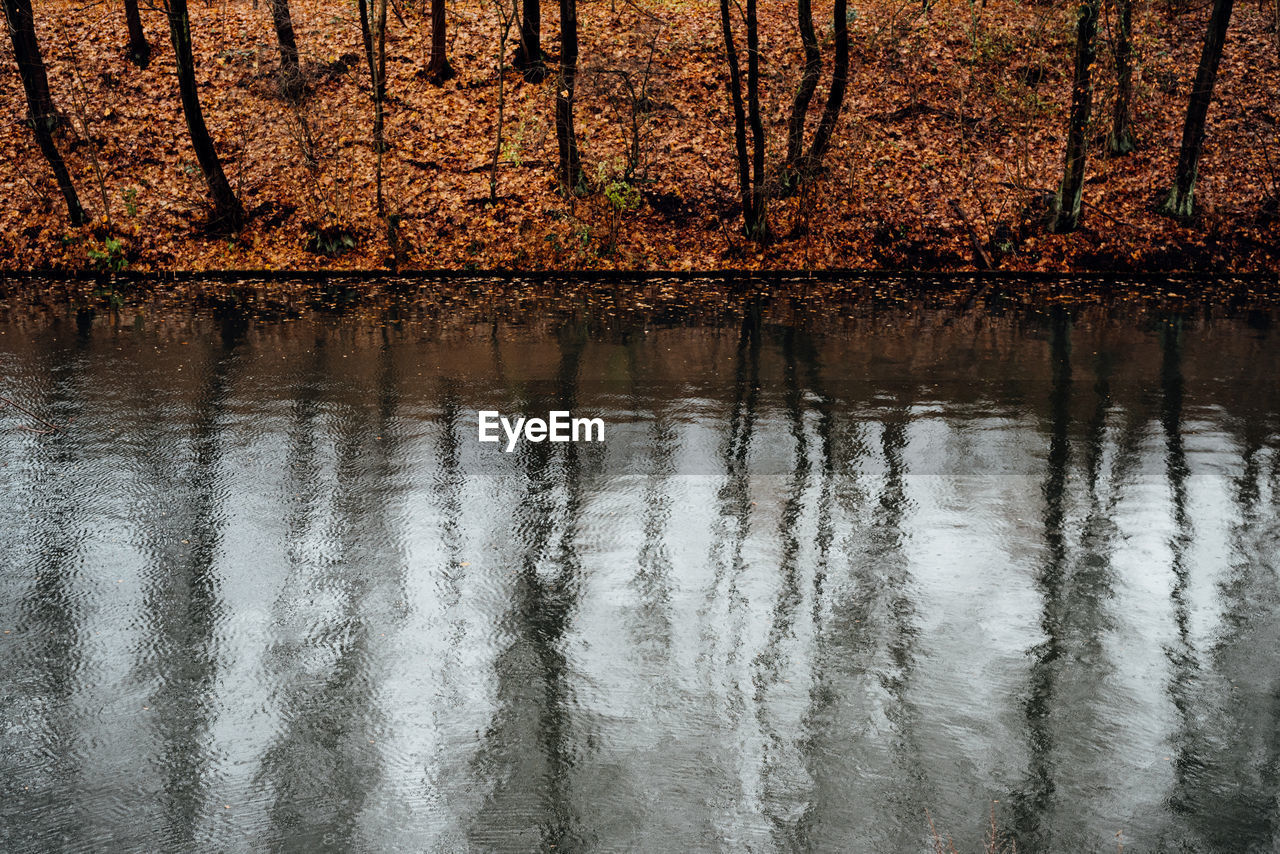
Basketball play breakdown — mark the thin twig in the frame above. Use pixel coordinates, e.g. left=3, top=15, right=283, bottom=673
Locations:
left=0, top=395, right=64, bottom=434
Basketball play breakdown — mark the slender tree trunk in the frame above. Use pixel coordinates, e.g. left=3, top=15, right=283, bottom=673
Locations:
left=806, top=0, right=849, bottom=170
left=1108, top=0, right=1135, bottom=154
left=4, top=0, right=86, bottom=223
left=1050, top=0, right=1099, bottom=233
left=165, top=0, right=244, bottom=229
left=719, top=0, right=751, bottom=234
left=490, top=0, right=513, bottom=202
left=267, top=0, right=301, bottom=92
left=358, top=0, right=389, bottom=215
left=555, top=0, right=581, bottom=191
left=425, top=0, right=455, bottom=83
left=784, top=0, right=821, bottom=180
left=1161, top=0, right=1234, bottom=219
left=123, top=0, right=151, bottom=67
left=744, top=0, right=768, bottom=239
left=514, top=0, right=545, bottom=81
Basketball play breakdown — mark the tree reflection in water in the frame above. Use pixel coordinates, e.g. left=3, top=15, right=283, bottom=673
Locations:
left=1, top=296, right=1279, bottom=853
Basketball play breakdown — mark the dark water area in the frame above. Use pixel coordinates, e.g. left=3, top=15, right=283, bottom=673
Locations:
left=1, top=277, right=1279, bottom=853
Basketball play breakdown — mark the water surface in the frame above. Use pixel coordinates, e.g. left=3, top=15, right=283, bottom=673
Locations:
left=1, top=282, right=1278, bottom=853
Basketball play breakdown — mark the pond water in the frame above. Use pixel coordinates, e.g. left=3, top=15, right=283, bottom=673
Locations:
left=1, top=280, right=1278, bottom=853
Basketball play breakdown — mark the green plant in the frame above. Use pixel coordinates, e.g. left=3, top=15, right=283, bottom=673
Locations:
left=87, top=237, right=128, bottom=271
left=304, top=223, right=357, bottom=256
left=123, top=187, right=139, bottom=217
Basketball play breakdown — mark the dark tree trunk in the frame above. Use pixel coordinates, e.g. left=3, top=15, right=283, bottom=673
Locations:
left=1108, top=0, right=1135, bottom=154
left=1161, top=0, right=1234, bottom=219
left=358, top=0, right=389, bottom=215
left=3, top=0, right=85, bottom=223
left=805, top=0, right=849, bottom=171
left=424, top=0, right=455, bottom=83
left=3, top=0, right=58, bottom=128
left=744, top=0, right=768, bottom=239
left=555, top=0, right=581, bottom=191
left=719, top=0, right=751, bottom=233
left=1050, top=0, right=1099, bottom=233
left=783, top=0, right=821, bottom=180
left=165, top=0, right=244, bottom=229
left=718, top=0, right=767, bottom=239
left=124, top=0, right=152, bottom=67
left=267, top=0, right=301, bottom=93
left=514, top=0, right=545, bottom=81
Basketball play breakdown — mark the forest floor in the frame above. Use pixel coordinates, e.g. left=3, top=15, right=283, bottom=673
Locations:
left=3, top=0, right=1280, bottom=272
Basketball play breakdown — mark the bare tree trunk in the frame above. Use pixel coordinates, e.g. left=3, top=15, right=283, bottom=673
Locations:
left=1107, top=0, right=1135, bottom=154
left=425, top=0, right=455, bottom=83
left=1050, top=0, right=1099, bottom=233
left=1160, top=0, right=1233, bottom=219
left=719, top=0, right=751, bottom=233
left=805, top=0, right=848, bottom=170
left=267, top=0, right=301, bottom=94
left=718, top=0, right=767, bottom=239
left=555, top=0, right=581, bottom=191
left=744, top=0, right=768, bottom=240
left=4, top=0, right=58, bottom=128
left=123, top=0, right=151, bottom=67
left=783, top=0, right=821, bottom=181
left=165, top=0, right=244, bottom=229
left=4, top=0, right=86, bottom=223
left=514, top=0, right=545, bottom=81
left=358, top=0, right=389, bottom=215
left=490, top=0, right=516, bottom=201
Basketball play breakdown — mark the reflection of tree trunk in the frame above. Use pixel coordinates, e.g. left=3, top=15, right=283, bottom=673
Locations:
left=470, top=325, right=587, bottom=852
left=625, top=336, right=676, bottom=655
left=1012, top=307, right=1072, bottom=852
left=260, top=337, right=402, bottom=850
left=751, top=326, right=813, bottom=848
left=132, top=318, right=243, bottom=845
left=6, top=336, right=90, bottom=851
left=704, top=300, right=761, bottom=634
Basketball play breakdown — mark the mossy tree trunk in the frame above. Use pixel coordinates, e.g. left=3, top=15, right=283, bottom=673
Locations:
left=1160, top=0, right=1233, bottom=219
left=1107, top=0, right=1135, bottom=154
left=3, top=0, right=86, bottom=223
left=165, top=0, right=244, bottom=229
left=1050, top=0, right=1100, bottom=233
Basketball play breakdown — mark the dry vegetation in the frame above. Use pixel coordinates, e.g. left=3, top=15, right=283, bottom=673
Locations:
left=3, top=0, right=1280, bottom=271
